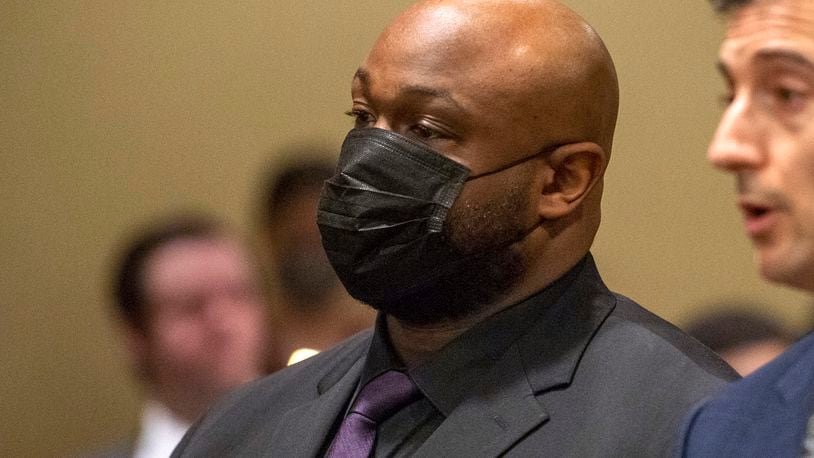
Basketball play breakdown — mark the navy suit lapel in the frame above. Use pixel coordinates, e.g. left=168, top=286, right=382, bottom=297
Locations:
left=713, top=333, right=814, bottom=456
left=771, top=333, right=814, bottom=451
left=775, top=333, right=814, bottom=407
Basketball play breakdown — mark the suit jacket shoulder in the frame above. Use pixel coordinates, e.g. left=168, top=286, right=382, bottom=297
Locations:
left=602, top=293, right=738, bottom=392
left=173, top=329, right=372, bottom=457
left=678, top=332, right=814, bottom=457
left=505, top=285, right=737, bottom=457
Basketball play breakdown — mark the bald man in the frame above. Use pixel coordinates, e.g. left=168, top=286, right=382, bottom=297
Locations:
left=173, top=1, right=735, bottom=456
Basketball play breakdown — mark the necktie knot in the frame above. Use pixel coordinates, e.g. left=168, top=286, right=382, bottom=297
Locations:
left=327, top=370, right=420, bottom=457
left=350, top=370, right=420, bottom=422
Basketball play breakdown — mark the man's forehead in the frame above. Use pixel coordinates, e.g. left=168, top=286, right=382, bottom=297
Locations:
left=724, top=0, right=814, bottom=48
left=353, top=67, right=464, bottom=106
left=356, top=19, right=565, bottom=103
left=720, top=0, right=814, bottom=70
left=146, top=239, right=247, bottom=289
left=365, top=0, right=578, bottom=74
left=389, top=1, right=470, bottom=39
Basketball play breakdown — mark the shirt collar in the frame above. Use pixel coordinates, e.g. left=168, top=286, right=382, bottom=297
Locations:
left=132, top=399, right=191, bottom=458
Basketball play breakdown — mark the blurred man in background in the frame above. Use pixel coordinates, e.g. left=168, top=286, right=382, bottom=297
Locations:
left=678, top=0, right=814, bottom=455
left=257, top=157, right=374, bottom=371
left=100, top=214, right=267, bottom=457
left=685, top=305, right=795, bottom=375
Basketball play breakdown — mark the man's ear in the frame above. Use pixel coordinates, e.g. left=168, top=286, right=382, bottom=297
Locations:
left=537, top=142, right=607, bottom=219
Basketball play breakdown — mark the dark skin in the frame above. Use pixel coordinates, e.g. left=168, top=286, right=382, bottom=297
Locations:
left=349, top=0, right=619, bottom=366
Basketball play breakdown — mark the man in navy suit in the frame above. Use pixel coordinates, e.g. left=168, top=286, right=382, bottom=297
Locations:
left=678, top=0, right=814, bottom=456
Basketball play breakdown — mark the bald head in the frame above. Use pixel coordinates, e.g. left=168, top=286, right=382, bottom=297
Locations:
left=362, top=0, right=619, bottom=155
left=340, top=0, right=621, bottom=319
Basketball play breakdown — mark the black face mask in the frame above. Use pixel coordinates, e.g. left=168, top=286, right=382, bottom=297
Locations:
left=317, top=127, right=548, bottom=313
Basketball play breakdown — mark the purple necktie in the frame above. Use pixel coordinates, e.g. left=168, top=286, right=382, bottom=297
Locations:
left=327, top=370, right=421, bottom=457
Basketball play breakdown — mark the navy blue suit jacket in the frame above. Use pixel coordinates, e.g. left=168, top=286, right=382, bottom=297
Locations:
left=678, top=331, right=814, bottom=457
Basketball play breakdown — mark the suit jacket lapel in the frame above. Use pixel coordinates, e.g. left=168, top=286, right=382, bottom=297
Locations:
left=263, top=352, right=366, bottom=456
left=416, top=255, right=615, bottom=457
left=772, top=333, right=814, bottom=449
left=775, top=333, right=814, bottom=408
left=520, top=256, right=615, bottom=394
left=414, top=344, right=548, bottom=457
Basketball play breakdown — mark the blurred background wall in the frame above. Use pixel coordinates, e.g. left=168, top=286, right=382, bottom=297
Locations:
left=1, top=1, right=811, bottom=456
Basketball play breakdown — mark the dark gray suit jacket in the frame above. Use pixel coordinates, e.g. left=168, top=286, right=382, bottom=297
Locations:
left=173, top=258, right=736, bottom=457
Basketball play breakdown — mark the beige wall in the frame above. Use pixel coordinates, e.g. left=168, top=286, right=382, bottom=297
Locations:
left=2, top=1, right=811, bottom=456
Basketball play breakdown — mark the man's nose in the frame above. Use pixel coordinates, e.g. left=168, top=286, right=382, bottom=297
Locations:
left=372, top=117, right=395, bottom=132
left=205, top=295, right=245, bottom=333
left=707, top=97, right=764, bottom=172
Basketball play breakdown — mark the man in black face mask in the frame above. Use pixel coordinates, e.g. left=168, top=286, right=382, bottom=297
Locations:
left=173, top=1, right=736, bottom=456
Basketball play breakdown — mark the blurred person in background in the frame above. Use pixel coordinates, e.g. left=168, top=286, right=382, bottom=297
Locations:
left=684, top=305, right=796, bottom=376
left=96, top=214, right=267, bottom=458
left=257, top=157, right=375, bottom=372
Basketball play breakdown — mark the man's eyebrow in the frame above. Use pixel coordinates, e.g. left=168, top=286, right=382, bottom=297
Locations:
left=353, top=68, right=370, bottom=87
left=400, top=84, right=464, bottom=110
left=754, top=49, right=814, bottom=71
left=352, top=68, right=464, bottom=110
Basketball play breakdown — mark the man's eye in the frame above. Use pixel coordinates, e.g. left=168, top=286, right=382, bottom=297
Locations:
left=345, top=109, right=375, bottom=128
left=778, top=87, right=802, bottom=103
left=409, top=124, right=441, bottom=140
left=773, top=86, right=808, bottom=113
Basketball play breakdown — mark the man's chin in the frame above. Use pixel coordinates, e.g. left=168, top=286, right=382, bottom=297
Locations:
left=367, top=250, right=526, bottom=326
left=367, top=290, right=487, bottom=327
left=758, top=250, right=814, bottom=292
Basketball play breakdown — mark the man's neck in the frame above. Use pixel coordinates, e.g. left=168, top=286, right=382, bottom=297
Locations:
left=385, top=296, right=522, bottom=367
left=151, top=387, right=210, bottom=425
left=385, top=249, right=589, bottom=367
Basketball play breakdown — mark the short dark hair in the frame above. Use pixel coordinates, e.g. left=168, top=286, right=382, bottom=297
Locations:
left=112, top=214, right=223, bottom=331
left=685, top=307, right=795, bottom=354
left=258, top=156, right=335, bottom=227
left=710, top=0, right=753, bottom=13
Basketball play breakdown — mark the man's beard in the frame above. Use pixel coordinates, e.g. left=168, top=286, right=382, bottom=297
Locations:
left=367, top=178, right=534, bottom=326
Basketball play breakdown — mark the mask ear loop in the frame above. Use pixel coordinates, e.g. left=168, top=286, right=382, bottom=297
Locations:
left=370, top=150, right=551, bottom=304
left=461, top=143, right=560, bottom=256
left=466, top=143, right=565, bottom=181
left=385, top=211, right=544, bottom=304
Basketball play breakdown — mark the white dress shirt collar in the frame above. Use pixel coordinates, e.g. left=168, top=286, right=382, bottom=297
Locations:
left=132, top=400, right=191, bottom=458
